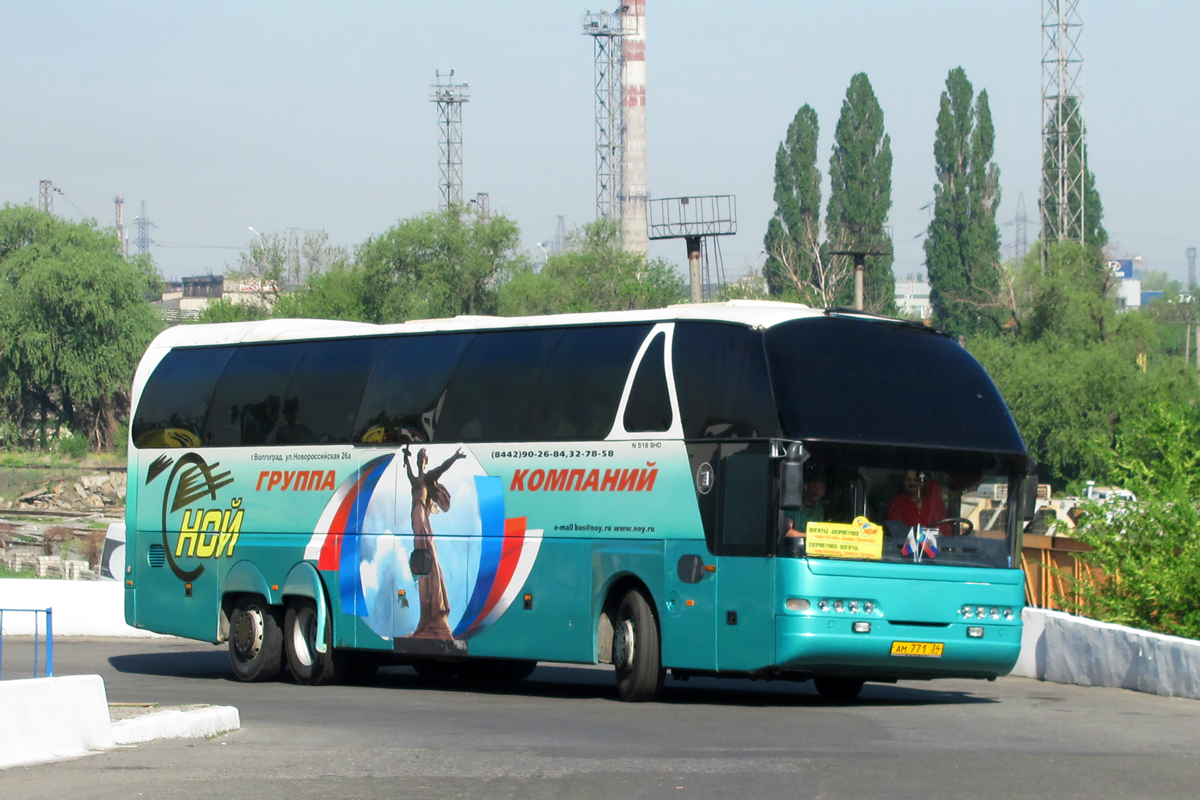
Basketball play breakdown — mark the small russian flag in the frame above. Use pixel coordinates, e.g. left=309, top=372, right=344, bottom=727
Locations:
left=921, top=529, right=939, bottom=559
left=902, top=528, right=919, bottom=558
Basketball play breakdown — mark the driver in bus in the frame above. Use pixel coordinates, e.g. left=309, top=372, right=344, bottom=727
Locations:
left=781, top=467, right=827, bottom=555
left=887, top=470, right=950, bottom=535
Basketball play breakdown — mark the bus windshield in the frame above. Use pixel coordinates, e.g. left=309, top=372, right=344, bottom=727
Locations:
left=780, top=444, right=1020, bottom=569
left=765, top=316, right=1027, bottom=569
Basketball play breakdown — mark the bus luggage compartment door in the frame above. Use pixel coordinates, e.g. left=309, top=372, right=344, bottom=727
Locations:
left=662, top=541, right=716, bottom=670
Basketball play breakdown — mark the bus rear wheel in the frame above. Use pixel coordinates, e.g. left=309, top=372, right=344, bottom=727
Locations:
left=814, top=677, right=865, bottom=702
left=612, top=588, right=664, bottom=702
left=228, top=595, right=283, bottom=682
left=284, top=599, right=343, bottom=686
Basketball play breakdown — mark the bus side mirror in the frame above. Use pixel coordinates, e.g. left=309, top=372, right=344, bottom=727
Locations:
left=780, top=442, right=808, bottom=509
left=1022, top=464, right=1039, bottom=521
left=410, top=548, right=433, bottom=577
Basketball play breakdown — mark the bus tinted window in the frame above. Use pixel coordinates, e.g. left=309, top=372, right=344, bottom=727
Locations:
left=203, top=343, right=306, bottom=446
left=279, top=338, right=384, bottom=444
left=437, top=329, right=562, bottom=442
left=354, top=334, right=472, bottom=443
left=623, top=333, right=672, bottom=433
left=765, top=317, right=1025, bottom=453
left=673, top=322, right=778, bottom=439
left=132, top=347, right=231, bottom=448
left=526, top=325, right=650, bottom=441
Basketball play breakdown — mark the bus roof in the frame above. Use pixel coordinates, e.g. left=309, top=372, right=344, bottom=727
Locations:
left=146, top=300, right=836, bottom=350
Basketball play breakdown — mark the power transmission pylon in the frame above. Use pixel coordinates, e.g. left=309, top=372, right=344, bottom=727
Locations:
left=1014, top=193, right=1029, bottom=262
left=39, top=180, right=53, bottom=214
left=1040, top=0, right=1086, bottom=262
left=430, top=70, right=470, bottom=209
left=133, top=201, right=154, bottom=258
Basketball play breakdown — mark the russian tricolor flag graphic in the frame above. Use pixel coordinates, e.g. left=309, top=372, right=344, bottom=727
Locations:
left=302, top=454, right=394, bottom=615
left=452, top=475, right=542, bottom=639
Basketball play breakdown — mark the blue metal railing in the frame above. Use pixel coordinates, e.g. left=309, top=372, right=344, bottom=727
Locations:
left=0, top=608, right=54, bottom=679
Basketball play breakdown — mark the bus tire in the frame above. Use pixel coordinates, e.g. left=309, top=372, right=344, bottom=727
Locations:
left=814, top=677, right=864, bottom=702
left=284, top=598, right=343, bottom=686
left=458, top=658, right=537, bottom=685
left=612, top=588, right=664, bottom=702
left=228, top=595, right=283, bottom=682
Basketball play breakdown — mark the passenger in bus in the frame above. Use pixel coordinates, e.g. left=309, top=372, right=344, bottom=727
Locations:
left=887, top=470, right=948, bottom=533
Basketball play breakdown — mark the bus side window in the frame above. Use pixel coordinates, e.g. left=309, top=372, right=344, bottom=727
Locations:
left=203, top=343, right=306, bottom=447
left=524, top=325, right=649, bottom=441
left=718, top=443, right=774, bottom=554
left=278, top=338, right=384, bottom=445
left=623, top=333, right=672, bottom=433
left=132, top=347, right=232, bottom=448
left=673, top=323, right=778, bottom=439
left=437, top=328, right=562, bottom=442
left=353, top=334, right=472, bottom=444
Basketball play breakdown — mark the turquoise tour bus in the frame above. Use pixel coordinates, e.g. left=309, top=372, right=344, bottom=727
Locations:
left=124, top=301, right=1031, bottom=701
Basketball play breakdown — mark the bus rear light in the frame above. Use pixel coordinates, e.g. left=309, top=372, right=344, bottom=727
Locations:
left=785, top=598, right=810, bottom=611
left=968, top=627, right=984, bottom=638
left=852, top=621, right=871, bottom=633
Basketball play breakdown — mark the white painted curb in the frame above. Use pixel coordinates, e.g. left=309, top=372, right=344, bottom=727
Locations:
left=0, top=579, right=167, bottom=637
left=1011, top=607, right=1200, bottom=699
left=0, top=674, right=115, bottom=769
left=111, top=706, right=240, bottom=745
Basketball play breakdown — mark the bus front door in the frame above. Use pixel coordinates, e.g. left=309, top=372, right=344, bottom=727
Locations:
left=662, top=540, right=717, bottom=670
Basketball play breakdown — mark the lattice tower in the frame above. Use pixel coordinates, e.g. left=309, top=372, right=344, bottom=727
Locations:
left=430, top=70, right=470, bottom=209
left=582, top=10, right=624, bottom=221
left=1040, top=0, right=1086, bottom=249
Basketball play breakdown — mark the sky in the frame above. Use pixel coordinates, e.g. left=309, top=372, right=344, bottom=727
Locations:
left=2, top=1, right=1198, bottom=285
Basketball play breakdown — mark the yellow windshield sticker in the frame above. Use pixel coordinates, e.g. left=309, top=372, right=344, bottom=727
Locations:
left=805, top=516, right=884, bottom=560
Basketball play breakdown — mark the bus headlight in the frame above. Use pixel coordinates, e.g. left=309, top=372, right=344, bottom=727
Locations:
left=1003, top=608, right=1015, bottom=620
left=833, top=599, right=845, bottom=613
left=817, top=599, right=829, bottom=612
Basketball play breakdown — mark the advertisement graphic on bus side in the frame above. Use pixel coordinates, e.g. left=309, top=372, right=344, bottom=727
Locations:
left=139, top=440, right=691, bottom=652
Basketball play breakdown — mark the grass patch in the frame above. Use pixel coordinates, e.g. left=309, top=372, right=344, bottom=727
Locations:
left=0, top=565, right=36, bottom=579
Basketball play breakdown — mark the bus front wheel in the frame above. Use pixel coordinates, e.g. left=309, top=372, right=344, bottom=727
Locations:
left=284, top=599, right=343, bottom=686
left=814, top=677, right=864, bottom=702
left=612, top=588, right=665, bottom=702
left=228, top=595, right=283, bottom=682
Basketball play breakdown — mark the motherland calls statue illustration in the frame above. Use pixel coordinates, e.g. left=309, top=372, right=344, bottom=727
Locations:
left=404, top=445, right=466, bottom=640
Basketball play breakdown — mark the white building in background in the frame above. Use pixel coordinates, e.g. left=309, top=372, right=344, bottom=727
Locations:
left=895, top=273, right=932, bottom=319
left=1109, top=258, right=1142, bottom=310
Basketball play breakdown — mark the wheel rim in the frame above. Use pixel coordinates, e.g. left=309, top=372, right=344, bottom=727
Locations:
left=614, top=617, right=636, bottom=671
left=233, top=606, right=264, bottom=661
left=292, top=607, right=317, bottom=668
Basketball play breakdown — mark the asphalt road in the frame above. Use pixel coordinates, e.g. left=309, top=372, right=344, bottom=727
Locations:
left=1, top=637, right=1198, bottom=800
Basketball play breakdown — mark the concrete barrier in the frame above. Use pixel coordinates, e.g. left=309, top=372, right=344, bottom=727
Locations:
left=0, top=674, right=115, bottom=769
left=112, top=706, right=240, bottom=745
left=1011, top=607, right=1200, bottom=700
left=0, top=579, right=166, bottom=637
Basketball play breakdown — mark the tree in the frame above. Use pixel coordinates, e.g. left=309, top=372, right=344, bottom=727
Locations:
left=925, top=67, right=1006, bottom=337
left=355, top=205, right=522, bottom=323
left=763, top=105, right=833, bottom=302
left=227, top=229, right=346, bottom=309
left=497, top=219, right=684, bottom=316
left=825, top=73, right=895, bottom=314
left=0, top=205, right=163, bottom=450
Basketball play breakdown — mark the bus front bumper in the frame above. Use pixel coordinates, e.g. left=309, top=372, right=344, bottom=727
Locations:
left=775, top=615, right=1022, bottom=680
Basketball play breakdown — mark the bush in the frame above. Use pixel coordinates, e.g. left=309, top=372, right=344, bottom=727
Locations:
left=1060, top=402, right=1200, bottom=639
left=56, top=431, right=90, bottom=459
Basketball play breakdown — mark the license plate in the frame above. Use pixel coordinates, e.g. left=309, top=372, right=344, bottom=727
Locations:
left=890, top=641, right=944, bottom=658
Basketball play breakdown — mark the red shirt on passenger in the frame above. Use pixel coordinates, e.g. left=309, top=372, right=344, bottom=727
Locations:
left=887, top=480, right=947, bottom=529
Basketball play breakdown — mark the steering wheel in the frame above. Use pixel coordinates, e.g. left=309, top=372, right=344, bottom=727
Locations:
left=929, top=517, right=974, bottom=536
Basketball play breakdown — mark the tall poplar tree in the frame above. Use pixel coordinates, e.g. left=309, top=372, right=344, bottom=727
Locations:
left=925, top=67, right=1004, bottom=336
left=826, top=73, right=895, bottom=314
left=763, top=105, right=822, bottom=300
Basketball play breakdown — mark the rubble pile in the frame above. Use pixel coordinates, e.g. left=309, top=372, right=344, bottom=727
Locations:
left=5, top=471, right=127, bottom=512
